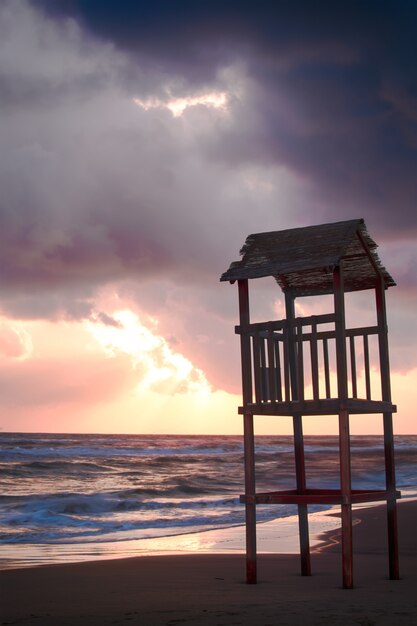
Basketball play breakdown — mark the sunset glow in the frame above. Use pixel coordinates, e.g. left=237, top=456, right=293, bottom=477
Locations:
left=87, top=309, right=212, bottom=396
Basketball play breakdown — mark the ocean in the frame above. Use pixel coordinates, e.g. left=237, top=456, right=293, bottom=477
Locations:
left=0, top=433, right=416, bottom=569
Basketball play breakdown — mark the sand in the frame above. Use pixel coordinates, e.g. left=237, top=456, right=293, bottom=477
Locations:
left=1, top=500, right=416, bottom=626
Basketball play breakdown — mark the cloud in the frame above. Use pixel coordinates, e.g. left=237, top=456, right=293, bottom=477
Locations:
left=0, top=0, right=416, bottom=402
left=87, top=309, right=211, bottom=395
left=133, top=91, right=228, bottom=117
left=0, top=353, right=134, bottom=408
left=35, top=0, right=417, bottom=232
left=0, top=2, right=306, bottom=322
left=0, top=320, right=33, bottom=360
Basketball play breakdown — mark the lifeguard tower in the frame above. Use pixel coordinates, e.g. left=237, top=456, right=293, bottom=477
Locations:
left=220, top=219, right=400, bottom=589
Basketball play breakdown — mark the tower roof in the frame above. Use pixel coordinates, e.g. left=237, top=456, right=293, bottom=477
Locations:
left=220, top=219, right=395, bottom=296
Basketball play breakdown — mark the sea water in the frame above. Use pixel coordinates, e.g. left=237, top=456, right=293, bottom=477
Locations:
left=0, top=433, right=415, bottom=568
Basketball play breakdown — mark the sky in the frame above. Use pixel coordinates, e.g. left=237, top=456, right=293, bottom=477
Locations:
left=0, top=0, right=416, bottom=435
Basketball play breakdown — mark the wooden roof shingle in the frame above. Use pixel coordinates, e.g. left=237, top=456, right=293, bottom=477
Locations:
left=220, top=219, right=395, bottom=296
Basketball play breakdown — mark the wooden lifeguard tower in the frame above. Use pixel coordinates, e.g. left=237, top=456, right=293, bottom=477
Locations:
left=220, top=219, right=400, bottom=589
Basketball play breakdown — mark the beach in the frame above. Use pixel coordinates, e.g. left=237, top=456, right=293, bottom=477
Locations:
left=1, top=499, right=415, bottom=626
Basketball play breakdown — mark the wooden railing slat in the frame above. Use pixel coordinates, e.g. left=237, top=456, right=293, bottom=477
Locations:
left=350, top=336, right=357, bottom=398
left=260, top=336, right=268, bottom=401
left=364, top=335, right=371, bottom=400
left=323, top=338, right=331, bottom=398
left=274, top=337, right=283, bottom=401
left=296, top=323, right=304, bottom=401
left=311, top=321, right=319, bottom=400
left=252, top=334, right=263, bottom=404
left=267, top=330, right=277, bottom=402
left=283, top=324, right=291, bottom=402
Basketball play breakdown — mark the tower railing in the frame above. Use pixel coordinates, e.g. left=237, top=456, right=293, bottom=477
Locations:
left=235, top=313, right=387, bottom=411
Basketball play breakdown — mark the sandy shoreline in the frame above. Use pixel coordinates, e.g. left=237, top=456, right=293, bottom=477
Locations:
left=1, top=500, right=416, bottom=625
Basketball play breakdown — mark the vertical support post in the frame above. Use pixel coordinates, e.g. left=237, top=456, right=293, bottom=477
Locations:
left=363, top=335, right=371, bottom=400
left=333, top=265, right=353, bottom=589
left=375, top=279, right=399, bottom=580
left=238, top=279, right=257, bottom=584
left=311, top=320, right=320, bottom=401
left=267, top=329, right=277, bottom=402
left=323, top=338, right=331, bottom=398
left=350, top=336, right=357, bottom=399
left=283, top=330, right=291, bottom=402
left=296, top=322, right=305, bottom=401
left=243, top=413, right=257, bottom=584
left=252, top=334, right=262, bottom=404
left=285, top=292, right=311, bottom=576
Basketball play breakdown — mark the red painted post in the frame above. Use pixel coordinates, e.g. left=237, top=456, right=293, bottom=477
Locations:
left=243, top=412, right=257, bottom=584
left=285, top=292, right=311, bottom=576
left=375, top=278, right=400, bottom=580
left=293, top=415, right=311, bottom=576
left=333, top=264, right=353, bottom=589
left=339, top=409, right=353, bottom=589
left=238, top=280, right=257, bottom=584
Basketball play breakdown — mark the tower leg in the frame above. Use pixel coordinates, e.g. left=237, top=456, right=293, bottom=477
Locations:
left=340, top=502, right=353, bottom=589
left=298, top=505, right=310, bottom=576
left=243, top=413, right=257, bottom=583
left=293, top=414, right=311, bottom=576
left=375, top=280, right=400, bottom=579
left=386, top=499, right=399, bottom=580
left=383, top=411, right=400, bottom=579
left=339, top=409, right=353, bottom=589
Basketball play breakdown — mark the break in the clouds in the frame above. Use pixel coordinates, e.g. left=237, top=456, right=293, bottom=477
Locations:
left=0, top=0, right=416, bottom=409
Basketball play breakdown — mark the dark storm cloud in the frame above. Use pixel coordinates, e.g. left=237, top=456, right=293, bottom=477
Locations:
left=36, top=0, right=417, bottom=233
left=36, top=1, right=412, bottom=79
